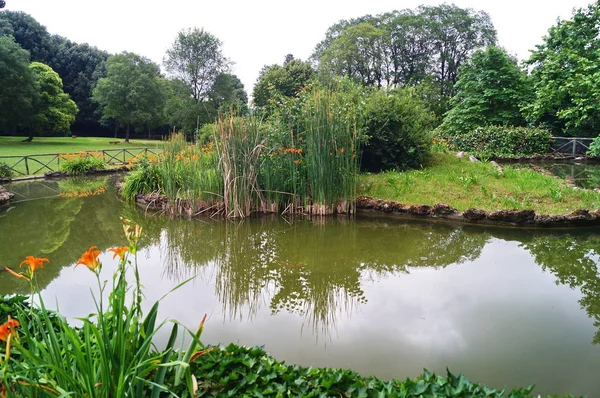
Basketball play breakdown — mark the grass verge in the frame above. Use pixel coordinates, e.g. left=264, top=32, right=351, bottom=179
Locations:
left=358, top=154, right=600, bottom=215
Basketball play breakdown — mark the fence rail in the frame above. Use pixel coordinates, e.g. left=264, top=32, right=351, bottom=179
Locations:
left=550, top=137, right=594, bottom=155
left=0, top=147, right=159, bottom=177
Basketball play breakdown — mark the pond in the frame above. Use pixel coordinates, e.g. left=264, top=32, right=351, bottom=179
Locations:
left=1, top=175, right=600, bottom=397
left=528, top=161, right=600, bottom=189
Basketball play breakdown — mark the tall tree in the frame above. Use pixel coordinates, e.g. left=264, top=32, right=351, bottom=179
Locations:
left=526, top=2, right=600, bottom=136
left=253, top=56, right=315, bottom=108
left=438, top=46, right=531, bottom=136
left=27, top=62, right=78, bottom=141
left=164, top=28, right=229, bottom=101
left=0, top=36, right=37, bottom=133
left=92, top=52, right=164, bottom=142
left=208, top=73, right=248, bottom=112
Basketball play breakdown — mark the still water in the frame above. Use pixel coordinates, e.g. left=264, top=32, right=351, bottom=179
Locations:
left=1, top=176, right=600, bottom=397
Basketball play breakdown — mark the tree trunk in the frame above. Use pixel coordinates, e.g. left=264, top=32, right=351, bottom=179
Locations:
left=114, top=123, right=119, bottom=138
left=22, top=129, right=34, bottom=142
left=125, top=124, right=130, bottom=143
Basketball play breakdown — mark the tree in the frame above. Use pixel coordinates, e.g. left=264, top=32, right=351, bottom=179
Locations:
left=253, top=56, right=315, bottom=108
left=164, top=28, right=229, bottom=102
left=0, top=36, right=37, bottom=133
left=208, top=73, right=248, bottom=112
left=438, top=46, right=531, bottom=136
left=526, top=2, right=600, bottom=136
left=92, top=53, right=164, bottom=142
left=1, top=11, right=109, bottom=134
left=27, top=62, right=78, bottom=141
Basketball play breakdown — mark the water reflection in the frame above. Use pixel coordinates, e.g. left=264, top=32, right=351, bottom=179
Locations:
left=2, top=177, right=600, bottom=395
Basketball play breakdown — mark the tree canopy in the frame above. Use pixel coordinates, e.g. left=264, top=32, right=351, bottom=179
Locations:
left=92, top=53, right=166, bottom=142
left=313, top=5, right=496, bottom=114
left=28, top=62, right=78, bottom=141
left=253, top=55, right=315, bottom=108
left=526, top=1, right=600, bottom=136
left=438, top=46, right=531, bottom=136
left=164, top=28, right=229, bottom=102
left=0, top=36, right=37, bottom=132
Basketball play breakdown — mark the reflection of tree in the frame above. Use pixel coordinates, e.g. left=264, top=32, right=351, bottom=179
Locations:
left=154, top=216, right=491, bottom=339
left=0, top=176, right=127, bottom=295
left=520, top=232, right=600, bottom=343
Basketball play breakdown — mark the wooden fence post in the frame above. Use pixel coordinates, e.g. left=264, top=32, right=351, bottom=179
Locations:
left=24, top=156, right=29, bottom=175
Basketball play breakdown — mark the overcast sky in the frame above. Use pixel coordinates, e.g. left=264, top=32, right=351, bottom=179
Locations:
left=4, top=0, right=592, bottom=95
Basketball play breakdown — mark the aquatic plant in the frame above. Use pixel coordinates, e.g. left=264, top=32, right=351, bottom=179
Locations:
left=58, top=151, right=107, bottom=175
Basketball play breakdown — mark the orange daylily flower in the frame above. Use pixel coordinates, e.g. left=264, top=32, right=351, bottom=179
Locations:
left=20, top=256, right=49, bottom=274
left=76, top=246, right=101, bottom=271
left=0, top=317, right=19, bottom=342
left=109, top=246, right=129, bottom=260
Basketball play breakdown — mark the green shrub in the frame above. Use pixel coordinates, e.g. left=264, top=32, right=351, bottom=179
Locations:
left=59, top=152, right=107, bottom=175
left=451, top=126, right=552, bottom=157
left=361, top=88, right=436, bottom=172
left=122, top=162, right=162, bottom=200
left=587, top=136, right=600, bottom=156
left=0, top=161, right=12, bottom=178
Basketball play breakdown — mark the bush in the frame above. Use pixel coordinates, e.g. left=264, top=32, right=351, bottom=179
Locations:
left=361, top=88, right=436, bottom=172
left=59, top=152, right=107, bottom=175
left=451, top=126, right=552, bottom=157
left=587, top=136, right=600, bottom=156
left=122, top=162, right=161, bottom=200
left=0, top=162, right=12, bottom=178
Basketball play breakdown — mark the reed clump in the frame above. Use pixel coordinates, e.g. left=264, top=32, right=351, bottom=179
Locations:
left=122, top=88, right=362, bottom=218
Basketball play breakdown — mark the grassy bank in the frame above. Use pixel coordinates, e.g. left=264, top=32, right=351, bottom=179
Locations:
left=358, top=154, right=600, bottom=215
left=0, top=136, right=159, bottom=176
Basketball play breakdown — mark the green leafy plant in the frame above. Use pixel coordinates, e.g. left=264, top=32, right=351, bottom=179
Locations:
left=0, top=220, right=206, bottom=397
left=451, top=126, right=552, bottom=157
left=59, top=151, right=107, bottom=175
left=587, top=136, right=600, bottom=156
left=0, top=162, right=12, bottom=178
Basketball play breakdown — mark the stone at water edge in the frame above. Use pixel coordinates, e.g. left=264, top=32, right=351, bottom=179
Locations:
left=456, top=151, right=466, bottom=158
left=490, top=161, right=503, bottom=174
left=469, top=155, right=480, bottom=163
left=0, top=186, right=14, bottom=206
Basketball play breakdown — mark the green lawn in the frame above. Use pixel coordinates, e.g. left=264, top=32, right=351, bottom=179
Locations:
left=0, top=136, right=161, bottom=176
left=358, top=153, right=600, bottom=215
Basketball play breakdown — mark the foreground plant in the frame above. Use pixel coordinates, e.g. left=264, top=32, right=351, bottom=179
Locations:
left=0, top=219, right=206, bottom=397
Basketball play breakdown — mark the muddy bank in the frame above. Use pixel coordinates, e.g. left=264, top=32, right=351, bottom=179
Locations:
left=0, top=186, right=14, bottom=207
left=356, top=196, right=600, bottom=228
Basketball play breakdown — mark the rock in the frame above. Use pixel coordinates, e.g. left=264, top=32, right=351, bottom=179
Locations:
left=431, top=203, right=458, bottom=216
left=488, top=209, right=535, bottom=224
left=462, top=208, right=487, bottom=221
left=456, top=151, right=466, bottom=158
left=0, top=186, right=14, bottom=207
left=407, top=204, right=432, bottom=216
left=490, top=161, right=503, bottom=174
left=469, top=155, right=480, bottom=163
left=44, top=171, right=67, bottom=178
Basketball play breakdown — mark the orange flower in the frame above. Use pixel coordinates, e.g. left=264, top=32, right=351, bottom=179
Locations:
left=109, top=246, right=129, bottom=261
left=20, top=256, right=49, bottom=274
left=76, top=246, right=101, bottom=271
left=0, top=317, right=19, bottom=342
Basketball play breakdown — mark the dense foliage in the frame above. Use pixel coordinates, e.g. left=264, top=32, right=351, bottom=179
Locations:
left=450, top=126, right=553, bottom=157
left=92, top=53, right=166, bottom=142
left=587, top=136, right=600, bottom=156
left=361, top=88, right=436, bottom=172
left=253, top=55, right=315, bottom=109
left=438, top=46, right=531, bottom=137
left=313, top=4, right=497, bottom=114
left=526, top=2, right=600, bottom=136
left=28, top=62, right=78, bottom=139
left=0, top=35, right=37, bottom=132
left=58, top=152, right=106, bottom=175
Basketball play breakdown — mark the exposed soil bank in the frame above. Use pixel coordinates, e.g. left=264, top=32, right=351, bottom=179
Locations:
left=356, top=196, right=600, bottom=228
left=0, top=186, right=14, bottom=207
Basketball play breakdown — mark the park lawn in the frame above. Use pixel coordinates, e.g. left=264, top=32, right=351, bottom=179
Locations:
left=0, top=136, right=161, bottom=176
left=358, top=153, right=600, bottom=215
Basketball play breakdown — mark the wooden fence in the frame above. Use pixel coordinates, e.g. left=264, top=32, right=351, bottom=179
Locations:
left=0, top=147, right=159, bottom=177
left=550, top=137, right=594, bottom=155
